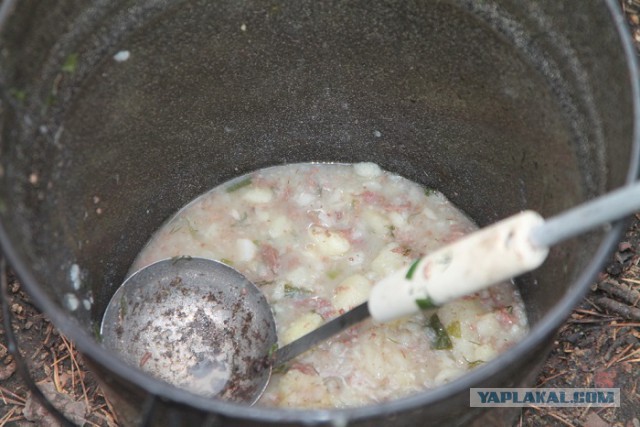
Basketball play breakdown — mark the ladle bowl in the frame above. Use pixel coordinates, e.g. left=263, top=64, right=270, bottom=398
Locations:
left=101, top=257, right=276, bottom=404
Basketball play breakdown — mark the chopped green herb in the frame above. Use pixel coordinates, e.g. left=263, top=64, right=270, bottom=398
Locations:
left=326, top=269, right=341, bottom=280
left=427, top=313, right=452, bottom=350
left=467, top=359, right=485, bottom=369
left=506, top=305, right=514, bottom=314
left=170, top=217, right=199, bottom=235
left=9, top=88, right=26, bottom=103
left=185, top=219, right=198, bottom=236
left=62, top=53, right=79, bottom=73
left=226, top=177, right=252, bottom=193
left=423, top=187, right=436, bottom=197
left=267, top=343, right=278, bottom=358
left=415, top=296, right=436, bottom=310
left=284, top=284, right=312, bottom=297
left=405, top=259, right=421, bottom=280
left=119, top=295, right=128, bottom=318
left=93, top=323, right=103, bottom=343
left=255, top=280, right=274, bottom=287
left=272, top=364, right=289, bottom=375
left=220, top=258, right=234, bottom=266
left=446, top=320, right=461, bottom=339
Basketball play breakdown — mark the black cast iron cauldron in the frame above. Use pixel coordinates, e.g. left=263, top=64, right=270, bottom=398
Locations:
left=1, top=0, right=639, bottom=426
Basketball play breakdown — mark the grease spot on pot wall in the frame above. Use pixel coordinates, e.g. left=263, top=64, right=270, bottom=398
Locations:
left=113, top=50, right=130, bottom=62
left=63, top=293, right=79, bottom=311
left=69, top=263, right=81, bottom=290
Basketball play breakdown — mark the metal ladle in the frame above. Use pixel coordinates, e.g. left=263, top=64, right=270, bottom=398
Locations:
left=101, top=181, right=640, bottom=404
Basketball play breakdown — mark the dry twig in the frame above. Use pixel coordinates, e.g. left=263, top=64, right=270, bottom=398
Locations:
left=536, top=370, right=568, bottom=387
left=597, top=297, right=640, bottom=320
left=528, top=405, right=577, bottom=427
left=605, top=343, right=635, bottom=368
left=598, top=280, right=640, bottom=306
left=61, top=334, right=90, bottom=409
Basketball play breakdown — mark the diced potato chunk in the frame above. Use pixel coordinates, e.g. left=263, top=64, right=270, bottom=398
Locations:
left=474, top=344, right=498, bottom=362
left=353, top=162, right=382, bottom=178
left=333, top=275, right=371, bottom=312
left=388, top=211, right=408, bottom=229
left=370, top=243, right=406, bottom=276
left=269, top=215, right=293, bottom=239
left=235, top=238, right=257, bottom=262
left=282, top=312, right=324, bottom=345
left=309, top=226, right=350, bottom=256
left=362, top=209, right=391, bottom=236
left=437, top=300, right=496, bottom=362
left=437, top=299, right=487, bottom=341
left=450, top=338, right=479, bottom=363
left=285, top=267, right=314, bottom=291
left=242, top=187, right=273, bottom=203
left=434, top=366, right=463, bottom=386
left=276, top=370, right=332, bottom=408
left=475, top=313, right=502, bottom=338
left=255, top=208, right=270, bottom=222
left=358, top=333, right=415, bottom=388
left=295, top=192, right=315, bottom=206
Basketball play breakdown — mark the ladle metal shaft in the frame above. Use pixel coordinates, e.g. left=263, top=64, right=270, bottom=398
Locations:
left=530, top=181, right=640, bottom=248
left=272, top=302, right=369, bottom=367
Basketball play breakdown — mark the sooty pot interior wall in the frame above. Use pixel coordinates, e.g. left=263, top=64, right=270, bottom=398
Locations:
left=0, top=0, right=631, bottom=358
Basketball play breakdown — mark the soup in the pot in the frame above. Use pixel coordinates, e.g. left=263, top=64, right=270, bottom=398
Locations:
left=130, top=162, right=528, bottom=408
